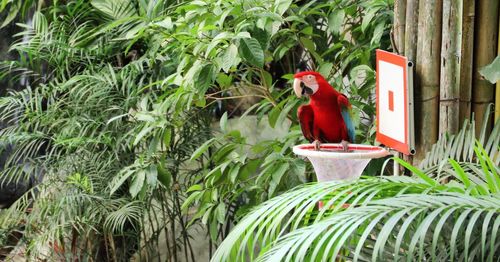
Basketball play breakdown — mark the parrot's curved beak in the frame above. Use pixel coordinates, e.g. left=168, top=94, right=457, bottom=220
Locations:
left=293, top=78, right=303, bottom=98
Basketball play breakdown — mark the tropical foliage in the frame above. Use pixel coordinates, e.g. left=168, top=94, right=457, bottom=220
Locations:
left=0, top=0, right=394, bottom=260
left=212, top=117, right=500, bottom=261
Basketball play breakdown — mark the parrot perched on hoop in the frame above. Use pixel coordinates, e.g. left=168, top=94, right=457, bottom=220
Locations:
left=293, top=71, right=355, bottom=151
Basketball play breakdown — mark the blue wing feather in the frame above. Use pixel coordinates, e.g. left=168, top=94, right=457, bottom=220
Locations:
left=341, top=107, right=355, bottom=143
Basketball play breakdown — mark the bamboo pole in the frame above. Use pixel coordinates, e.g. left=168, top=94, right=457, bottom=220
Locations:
left=472, top=0, right=499, bottom=134
left=404, top=0, right=419, bottom=61
left=394, top=0, right=406, bottom=54
left=496, top=13, right=500, bottom=123
left=439, top=0, right=462, bottom=136
left=414, top=0, right=442, bottom=161
left=402, top=0, right=418, bottom=165
left=459, top=0, right=475, bottom=123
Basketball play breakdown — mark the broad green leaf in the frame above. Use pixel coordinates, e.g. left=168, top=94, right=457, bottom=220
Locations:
left=479, top=56, right=500, bottom=84
left=195, top=63, right=216, bottom=93
left=318, top=63, right=333, bottom=78
left=155, top=17, right=173, bottom=30
left=328, top=9, right=345, bottom=35
left=274, top=0, right=292, bottom=16
left=361, top=6, right=381, bottom=32
left=262, top=70, right=273, bottom=88
left=146, top=165, right=158, bottom=187
left=221, top=44, right=239, bottom=73
left=129, top=170, right=145, bottom=198
left=157, top=163, right=171, bottom=187
left=215, top=202, right=227, bottom=224
left=238, top=37, right=265, bottom=68
left=370, top=22, right=385, bottom=45
left=216, top=73, right=232, bottom=88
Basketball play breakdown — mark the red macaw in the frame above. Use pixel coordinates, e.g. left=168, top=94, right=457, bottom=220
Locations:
left=293, top=71, right=355, bottom=151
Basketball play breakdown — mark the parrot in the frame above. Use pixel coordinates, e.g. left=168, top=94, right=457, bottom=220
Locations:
left=293, top=71, right=355, bottom=151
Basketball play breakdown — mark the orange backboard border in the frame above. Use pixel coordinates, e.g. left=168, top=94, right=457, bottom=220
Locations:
left=375, top=49, right=413, bottom=155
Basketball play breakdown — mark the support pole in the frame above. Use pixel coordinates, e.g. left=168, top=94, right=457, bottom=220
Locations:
left=414, top=0, right=443, bottom=162
left=439, top=0, right=462, bottom=136
left=472, top=0, right=499, bottom=134
left=393, top=152, right=400, bottom=176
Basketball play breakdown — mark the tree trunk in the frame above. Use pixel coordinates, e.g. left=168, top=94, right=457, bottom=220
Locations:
left=439, top=0, right=462, bottom=136
left=394, top=0, right=406, bottom=55
left=404, top=0, right=419, bottom=62
left=459, top=0, right=475, bottom=123
left=414, top=0, right=442, bottom=161
left=472, top=0, right=499, bottom=135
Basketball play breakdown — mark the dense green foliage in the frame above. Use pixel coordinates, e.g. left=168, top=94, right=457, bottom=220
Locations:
left=0, top=0, right=393, bottom=260
left=213, top=118, right=500, bottom=261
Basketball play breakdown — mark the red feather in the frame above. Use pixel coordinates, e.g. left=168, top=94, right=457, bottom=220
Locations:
left=296, top=72, right=351, bottom=143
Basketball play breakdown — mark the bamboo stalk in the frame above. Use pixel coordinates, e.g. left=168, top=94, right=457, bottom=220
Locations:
left=404, top=0, right=419, bottom=61
left=394, top=0, right=406, bottom=54
left=459, top=0, right=475, bottom=123
left=496, top=13, right=500, bottom=123
left=414, top=0, right=443, bottom=161
left=439, top=0, right=462, bottom=136
left=472, top=0, right=499, bottom=135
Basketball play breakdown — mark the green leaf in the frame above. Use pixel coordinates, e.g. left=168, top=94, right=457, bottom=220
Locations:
left=318, top=63, right=333, bottom=78
left=215, top=202, right=227, bottom=224
left=181, top=191, right=201, bottom=212
left=328, top=9, right=345, bottom=35
left=361, top=6, right=381, bottom=32
left=146, top=165, right=158, bottom=187
left=268, top=106, right=281, bottom=128
left=133, top=125, right=154, bottom=146
left=238, top=37, right=265, bottom=68
left=479, top=56, right=500, bottom=84
left=1, top=1, right=21, bottom=28
left=221, top=44, right=239, bottom=73
left=394, top=157, right=438, bottom=186
left=220, top=111, right=228, bottom=132
left=163, top=128, right=172, bottom=147
left=190, top=138, right=216, bottom=160
left=195, top=63, right=216, bottom=93
left=216, top=73, right=232, bottom=88
left=187, top=184, right=203, bottom=193
left=129, top=170, right=145, bottom=198
left=157, top=163, right=171, bottom=187
left=370, top=22, right=385, bottom=45
left=300, top=37, right=315, bottom=52
left=268, top=162, right=289, bottom=197
left=274, top=0, right=292, bottom=16
left=262, top=70, right=273, bottom=88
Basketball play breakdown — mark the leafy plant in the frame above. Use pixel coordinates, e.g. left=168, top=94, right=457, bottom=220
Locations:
left=211, top=117, right=500, bottom=261
left=0, top=0, right=394, bottom=260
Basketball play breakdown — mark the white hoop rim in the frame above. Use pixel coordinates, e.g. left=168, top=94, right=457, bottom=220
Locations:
left=293, top=143, right=390, bottom=159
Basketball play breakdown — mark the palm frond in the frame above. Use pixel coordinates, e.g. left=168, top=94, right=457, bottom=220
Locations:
left=256, top=193, right=499, bottom=262
left=419, top=107, right=499, bottom=171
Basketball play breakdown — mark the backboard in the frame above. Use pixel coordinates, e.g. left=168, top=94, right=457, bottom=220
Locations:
left=375, top=49, right=415, bottom=155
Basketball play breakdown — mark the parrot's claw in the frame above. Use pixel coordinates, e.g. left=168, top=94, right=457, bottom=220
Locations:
left=341, top=140, right=350, bottom=152
left=313, top=140, right=321, bottom=151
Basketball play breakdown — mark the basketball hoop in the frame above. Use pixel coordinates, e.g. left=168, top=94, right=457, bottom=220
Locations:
left=293, top=144, right=389, bottom=182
